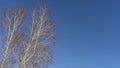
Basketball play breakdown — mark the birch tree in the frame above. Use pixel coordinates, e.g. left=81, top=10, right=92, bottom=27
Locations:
left=0, top=2, right=55, bottom=68
left=0, top=7, right=27, bottom=68
left=19, top=3, right=56, bottom=68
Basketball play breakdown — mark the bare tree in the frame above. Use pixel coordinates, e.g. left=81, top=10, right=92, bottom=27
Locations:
left=18, top=3, right=56, bottom=68
left=0, top=2, right=56, bottom=68
left=0, top=7, right=27, bottom=68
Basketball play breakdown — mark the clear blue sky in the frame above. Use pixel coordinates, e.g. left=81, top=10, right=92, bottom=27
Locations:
left=0, top=0, right=120, bottom=68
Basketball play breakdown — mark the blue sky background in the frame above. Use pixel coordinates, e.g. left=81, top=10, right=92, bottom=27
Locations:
left=0, top=0, right=120, bottom=68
